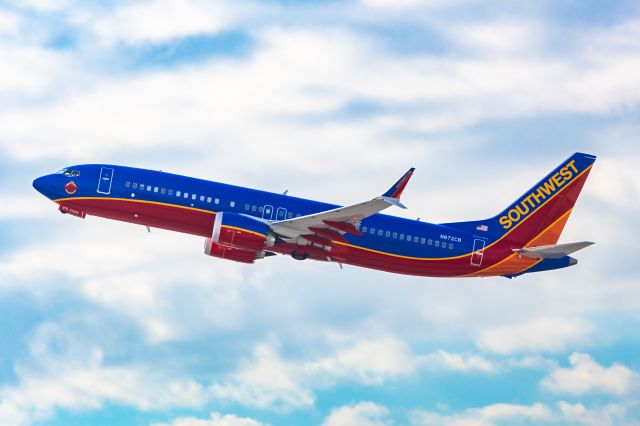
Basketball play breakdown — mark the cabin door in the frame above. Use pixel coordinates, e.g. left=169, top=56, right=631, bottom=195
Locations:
left=97, top=167, right=114, bottom=195
left=276, top=207, right=287, bottom=221
left=262, top=205, right=274, bottom=220
left=470, top=239, right=486, bottom=267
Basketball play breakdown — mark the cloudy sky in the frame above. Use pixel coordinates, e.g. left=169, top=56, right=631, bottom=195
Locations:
left=1, top=0, right=640, bottom=425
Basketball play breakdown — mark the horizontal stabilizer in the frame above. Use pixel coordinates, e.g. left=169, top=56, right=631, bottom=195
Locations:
left=513, top=241, right=594, bottom=260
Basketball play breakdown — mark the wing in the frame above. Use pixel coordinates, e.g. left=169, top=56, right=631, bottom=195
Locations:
left=270, top=168, right=415, bottom=242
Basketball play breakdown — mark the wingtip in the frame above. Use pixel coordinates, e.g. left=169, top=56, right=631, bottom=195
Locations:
left=382, top=167, right=415, bottom=199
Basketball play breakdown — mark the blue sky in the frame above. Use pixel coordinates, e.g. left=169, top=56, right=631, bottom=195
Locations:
left=1, top=0, right=640, bottom=425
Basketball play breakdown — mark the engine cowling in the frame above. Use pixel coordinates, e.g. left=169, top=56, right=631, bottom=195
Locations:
left=204, top=239, right=265, bottom=264
left=209, top=212, right=275, bottom=251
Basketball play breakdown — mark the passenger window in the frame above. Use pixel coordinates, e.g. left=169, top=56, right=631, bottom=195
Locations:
left=296, top=214, right=301, bottom=217
left=184, top=193, right=189, bottom=198
left=258, top=206, right=264, bottom=213
left=428, top=239, right=433, bottom=245
left=385, top=231, right=391, bottom=237
left=132, top=183, right=138, bottom=189
left=370, top=228, right=375, bottom=235
left=400, top=234, right=405, bottom=240
left=244, top=204, right=250, bottom=210
left=413, top=236, right=419, bottom=243
left=207, top=197, right=212, bottom=203
left=215, top=198, right=220, bottom=204
left=161, top=188, right=166, bottom=195
left=420, top=237, right=426, bottom=244
left=287, top=212, right=292, bottom=218
left=252, top=205, right=258, bottom=212
left=362, top=226, right=367, bottom=232
left=378, top=230, right=383, bottom=236
left=449, top=243, right=454, bottom=250
left=154, top=187, right=159, bottom=193
left=176, top=191, right=181, bottom=197
left=230, top=201, right=235, bottom=207
left=147, top=185, right=152, bottom=191
left=125, top=181, right=131, bottom=188
left=393, top=232, right=398, bottom=238
left=200, top=195, right=205, bottom=202
left=435, top=241, right=440, bottom=247
left=190, top=194, right=195, bottom=200
left=168, top=189, right=174, bottom=196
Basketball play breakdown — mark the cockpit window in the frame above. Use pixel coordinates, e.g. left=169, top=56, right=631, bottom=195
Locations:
left=55, top=169, right=67, bottom=174
left=63, top=170, right=80, bottom=177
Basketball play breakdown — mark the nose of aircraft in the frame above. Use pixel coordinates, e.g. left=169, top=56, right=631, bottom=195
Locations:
left=33, top=176, right=46, bottom=193
left=32, top=175, right=52, bottom=198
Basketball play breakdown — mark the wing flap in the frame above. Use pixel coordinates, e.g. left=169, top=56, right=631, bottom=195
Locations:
left=513, top=241, right=594, bottom=259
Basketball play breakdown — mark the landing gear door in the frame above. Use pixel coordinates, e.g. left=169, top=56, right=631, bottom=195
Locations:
left=470, top=239, right=486, bottom=267
left=97, top=167, right=114, bottom=195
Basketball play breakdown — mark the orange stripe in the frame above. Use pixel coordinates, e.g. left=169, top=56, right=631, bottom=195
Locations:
left=459, top=208, right=574, bottom=277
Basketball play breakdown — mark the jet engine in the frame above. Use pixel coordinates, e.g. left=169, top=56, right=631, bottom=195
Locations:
left=203, top=212, right=276, bottom=262
left=204, top=239, right=265, bottom=264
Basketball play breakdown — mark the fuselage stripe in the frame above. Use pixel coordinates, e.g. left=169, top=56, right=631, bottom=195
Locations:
left=54, top=164, right=591, bottom=266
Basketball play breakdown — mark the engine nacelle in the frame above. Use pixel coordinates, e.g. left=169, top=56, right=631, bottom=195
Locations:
left=210, top=212, right=275, bottom=252
left=204, top=239, right=265, bottom=264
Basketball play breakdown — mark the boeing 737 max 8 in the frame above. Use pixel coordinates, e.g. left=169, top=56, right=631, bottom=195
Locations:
left=33, top=152, right=596, bottom=278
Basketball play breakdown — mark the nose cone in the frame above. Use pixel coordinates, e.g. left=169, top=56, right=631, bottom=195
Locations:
left=33, top=176, right=47, bottom=195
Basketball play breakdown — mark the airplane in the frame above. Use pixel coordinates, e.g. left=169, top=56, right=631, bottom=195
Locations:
left=32, top=152, right=596, bottom=278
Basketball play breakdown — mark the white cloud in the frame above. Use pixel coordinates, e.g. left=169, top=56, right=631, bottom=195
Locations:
left=0, top=11, right=24, bottom=37
left=89, top=0, right=256, bottom=44
left=586, top=153, right=640, bottom=211
left=412, top=403, right=553, bottom=426
left=152, top=412, right=268, bottom=426
left=557, top=402, right=631, bottom=426
left=0, top=194, right=51, bottom=219
left=0, top=44, right=76, bottom=98
left=359, top=0, right=472, bottom=11
left=2, top=18, right=640, bottom=166
left=411, top=401, right=639, bottom=426
left=418, top=350, right=497, bottom=373
left=446, top=21, right=543, bottom=55
left=541, top=353, right=638, bottom=396
left=210, top=336, right=502, bottom=411
left=0, top=322, right=207, bottom=426
left=322, top=402, right=391, bottom=426
left=476, top=318, right=591, bottom=354
left=0, top=222, right=256, bottom=343
left=210, top=337, right=415, bottom=410
left=13, top=0, right=72, bottom=12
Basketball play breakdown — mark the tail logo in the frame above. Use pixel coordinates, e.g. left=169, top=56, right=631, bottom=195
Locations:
left=499, top=160, right=578, bottom=230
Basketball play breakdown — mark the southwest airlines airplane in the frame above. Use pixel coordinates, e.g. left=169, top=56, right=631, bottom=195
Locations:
left=33, top=152, right=596, bottom=278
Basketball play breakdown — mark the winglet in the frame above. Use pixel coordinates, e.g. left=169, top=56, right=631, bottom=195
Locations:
left=383, top=168, right=415, bottom=199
